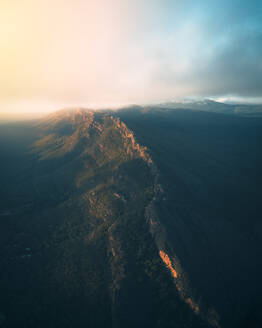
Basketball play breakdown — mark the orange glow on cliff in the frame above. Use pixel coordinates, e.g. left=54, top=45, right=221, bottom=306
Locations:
left=159, top=250, right=178, bottom=278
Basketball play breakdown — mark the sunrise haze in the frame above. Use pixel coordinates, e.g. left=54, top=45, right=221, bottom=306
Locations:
left=0, top=0, right=262, bottom=119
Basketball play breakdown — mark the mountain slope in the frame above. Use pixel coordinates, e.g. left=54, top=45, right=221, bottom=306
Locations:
left=0, top=110, right=207, bottom=328
left=0, top=107, right=261, bottom=328
left=117, top=107, right=262, bottom=328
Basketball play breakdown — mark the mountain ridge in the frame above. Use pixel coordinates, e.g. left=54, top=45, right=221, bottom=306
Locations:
left=0, top=107, right=261, bottom=327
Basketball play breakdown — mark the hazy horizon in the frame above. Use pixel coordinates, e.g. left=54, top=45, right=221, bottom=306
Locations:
left=1, top=97, right=262, bottom=122
left=0, top=0, right=262, bottom=120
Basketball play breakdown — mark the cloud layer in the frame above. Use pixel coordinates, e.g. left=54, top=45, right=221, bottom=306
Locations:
left=0, top=0, right=261, bottom=117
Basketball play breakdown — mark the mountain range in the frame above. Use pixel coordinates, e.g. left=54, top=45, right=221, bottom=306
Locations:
left=0, top=102, right=262, bottom=328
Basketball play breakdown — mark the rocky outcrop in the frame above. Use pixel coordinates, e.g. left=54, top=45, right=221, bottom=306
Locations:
left=113, top=117, right=152, bottom=163
left=159, top=250, right=178, bottom=278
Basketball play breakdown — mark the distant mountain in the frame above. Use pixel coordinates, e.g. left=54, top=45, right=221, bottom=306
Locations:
left=141, top=99, right=262, bottom=116
left=0, top=106, right=261, bottom=328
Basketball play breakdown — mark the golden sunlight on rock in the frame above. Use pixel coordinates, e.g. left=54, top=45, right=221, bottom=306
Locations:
left=159, top=250, right=178, bottom=279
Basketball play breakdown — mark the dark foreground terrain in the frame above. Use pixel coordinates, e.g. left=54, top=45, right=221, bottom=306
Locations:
left=0, top=103, right=262, bottom=328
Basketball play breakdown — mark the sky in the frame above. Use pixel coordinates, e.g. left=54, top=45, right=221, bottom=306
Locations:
left=0, top=0, right=262, bottom=119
